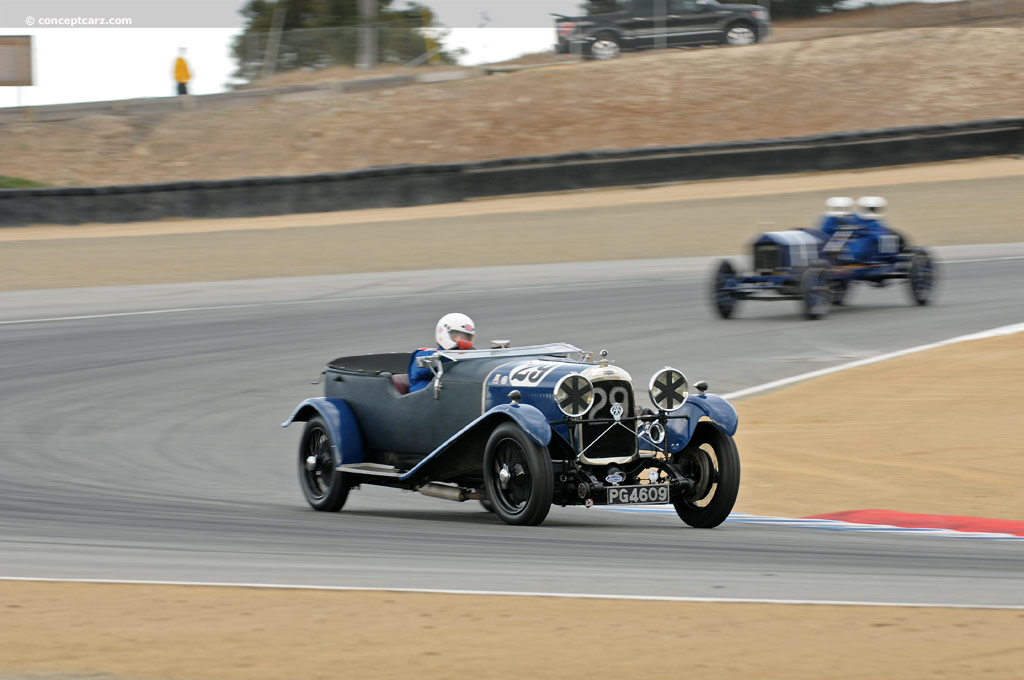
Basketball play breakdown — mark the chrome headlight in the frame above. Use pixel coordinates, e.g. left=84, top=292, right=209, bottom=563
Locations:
left=554, top=373, right=594, bottom=418
left=649, top=367, right=688, bottom=412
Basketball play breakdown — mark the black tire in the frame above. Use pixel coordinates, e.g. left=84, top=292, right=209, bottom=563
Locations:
left=298, top=416, right=350, bottom=512
left=588, top=32, right=621, bottom=60
left=712, top=259, right=739, bottom=319
left=672, top=422, right=741, bottom=528
left=908, top=248, right=935, bottom=306
left=479, top=498, right=495, bottom=513
left=800, top=262, right=831, bottom=320
left=723, top=21, right=757, bottom=46
left=483, top=423, right=553, bottom=526
left=831, top=279, right=849, bottom=306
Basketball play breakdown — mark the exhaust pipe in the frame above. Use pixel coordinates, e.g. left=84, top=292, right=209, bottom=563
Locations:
left=417, top=483, right=467, bottom=502
left=416, top=483, right=487, bottom=502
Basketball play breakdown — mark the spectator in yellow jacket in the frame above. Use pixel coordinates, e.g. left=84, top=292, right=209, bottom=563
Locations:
left=173, top=48, right=191, bottom=95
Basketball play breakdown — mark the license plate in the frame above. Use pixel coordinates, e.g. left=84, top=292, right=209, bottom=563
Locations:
left=606, top=484, right=670, bottom=505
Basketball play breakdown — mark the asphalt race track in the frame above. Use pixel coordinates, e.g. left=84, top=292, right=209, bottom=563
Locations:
left=1, top=244, right=1023, bottom=607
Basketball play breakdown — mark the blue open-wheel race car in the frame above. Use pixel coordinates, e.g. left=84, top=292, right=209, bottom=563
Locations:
left=283, top=343, right=740, bottom=527
left=712, top=196, right=936, bottom=320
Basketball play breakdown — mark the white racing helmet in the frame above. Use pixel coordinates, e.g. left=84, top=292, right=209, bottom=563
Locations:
left=856, top=196, right=887, bottom=219
left=825, top=196, right=854, bottom=217
left=435, top=313, right=476, bottom=350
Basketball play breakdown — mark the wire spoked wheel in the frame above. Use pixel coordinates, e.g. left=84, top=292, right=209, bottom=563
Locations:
left=483, top=423, right=553, bottom=526
left=298, top=416, right=349, bottom=512
left=801, top=262, right=832, bottom=320
left=908, top=248, right=935, bottom=306
left=672, top=422, right=741, bottom=528
left=712, top=259, right=739, bottom=319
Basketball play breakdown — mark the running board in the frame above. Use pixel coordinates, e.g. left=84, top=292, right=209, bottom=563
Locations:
left=337, top=463, right=403, bottom=478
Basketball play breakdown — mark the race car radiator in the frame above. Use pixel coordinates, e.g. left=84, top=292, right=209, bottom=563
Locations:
left=754, top=242, right=783, bottom=273
left=580, top=379, right=638, bottom=459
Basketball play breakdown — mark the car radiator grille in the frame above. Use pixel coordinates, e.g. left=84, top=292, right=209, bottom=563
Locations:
left=580, top=379, right=637, bottom=458
left=754, top=243, right=782, bottom=272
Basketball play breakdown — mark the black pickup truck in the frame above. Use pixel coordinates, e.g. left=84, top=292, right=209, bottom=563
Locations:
left=554, top=0, right=772, bottom=59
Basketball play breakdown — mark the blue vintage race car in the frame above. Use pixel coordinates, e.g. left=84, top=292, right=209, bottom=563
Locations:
left=712, top=197, right=936, bottom=319
left=283, top=343, right=740, bottom=527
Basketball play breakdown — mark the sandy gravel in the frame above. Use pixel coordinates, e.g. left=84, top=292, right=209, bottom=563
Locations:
left=3, top=581, right=1024, bottom=680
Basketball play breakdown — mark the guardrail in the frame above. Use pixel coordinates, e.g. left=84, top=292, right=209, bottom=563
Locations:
left=1, top=117, right=1021, bottom=227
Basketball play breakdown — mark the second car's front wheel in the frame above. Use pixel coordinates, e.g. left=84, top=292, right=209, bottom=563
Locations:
left=483, top=423, right=553, bottom=526
left=712, top=259, right=740, bottom=319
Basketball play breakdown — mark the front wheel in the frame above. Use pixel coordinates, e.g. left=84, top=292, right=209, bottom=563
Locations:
left=723, top=22, right=757, bottom=46
left=908, top=248, right=935, bottom=306
left=483, top=423, right=553, bottom=526
left=672, top=422, right=740, bottom=528
left=298, top=416, right=350, bottom=512
left=712, top=259, right=739, bottom=319
left=800, top=262, right=831, bottom=320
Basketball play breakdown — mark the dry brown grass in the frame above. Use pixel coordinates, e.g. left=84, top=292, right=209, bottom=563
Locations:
left=1, top=22, right=1022, bottom=188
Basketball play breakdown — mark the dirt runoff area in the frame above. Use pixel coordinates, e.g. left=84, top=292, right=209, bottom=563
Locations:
left=3, top=161, right=1024, bottom=677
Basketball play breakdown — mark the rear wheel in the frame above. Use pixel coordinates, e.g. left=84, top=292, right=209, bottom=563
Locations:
left=672, top=422, right=740, bottom=528
left=800, top=262, right=831, bottom=320
left=908, top=248, right=935, bottom=306
left=483, top=423, right=553, bottom=526
left=589, top=32, right=621, bottom=60
left=831, top=279, right=849, bottom=306
left=712, top=259, right=739, bottom=319
left=298, top=416, right=350, bottom=512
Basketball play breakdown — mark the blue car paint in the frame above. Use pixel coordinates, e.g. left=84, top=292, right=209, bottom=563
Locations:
left=642, top=395, right=738, bottom=455
left=281, top=397, right=364, bottom=467
left=398, top=402, right=551, bottom=482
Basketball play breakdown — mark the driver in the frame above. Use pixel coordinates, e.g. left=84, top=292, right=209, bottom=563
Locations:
left=408, top=313, right=476, bottom=393
left=817, top=196, right=855, bottom=237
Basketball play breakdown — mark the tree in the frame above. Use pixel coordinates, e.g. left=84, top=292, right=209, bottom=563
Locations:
left=581, top=0, right=624, bottom=13
left=231, top=0, right=454, bottom=82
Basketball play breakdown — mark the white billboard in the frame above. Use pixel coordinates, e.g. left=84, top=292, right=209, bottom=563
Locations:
left=0, top=35, right=32, bottom=86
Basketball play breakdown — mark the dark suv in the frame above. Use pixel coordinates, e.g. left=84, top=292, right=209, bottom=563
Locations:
left=554, top=0, right=772, bottom=59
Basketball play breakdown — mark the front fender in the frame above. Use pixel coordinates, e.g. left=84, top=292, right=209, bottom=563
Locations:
left=281, top=398, right=364, bottom=466
left=664, top=394, right=738, bottom=454
left=400, top=403, right=551, bottom=482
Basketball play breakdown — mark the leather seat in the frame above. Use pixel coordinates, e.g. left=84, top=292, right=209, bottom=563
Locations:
left=391, top=373, right=410, bottom=395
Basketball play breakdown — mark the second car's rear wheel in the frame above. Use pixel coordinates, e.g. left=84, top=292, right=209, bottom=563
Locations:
left=483, top=423, right=553, bottom=526
left=831, top=279, right=849, bottom=306
left=800, top=262, right=832, bottom=320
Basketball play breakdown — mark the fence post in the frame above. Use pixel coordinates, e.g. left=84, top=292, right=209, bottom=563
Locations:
left=357, top=0, right=377, bottom=70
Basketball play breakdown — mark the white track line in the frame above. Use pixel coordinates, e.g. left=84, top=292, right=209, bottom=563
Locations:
left=723, top=321, right=1024, bottom=400
left=1, top=577, right=1020, bottom=609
